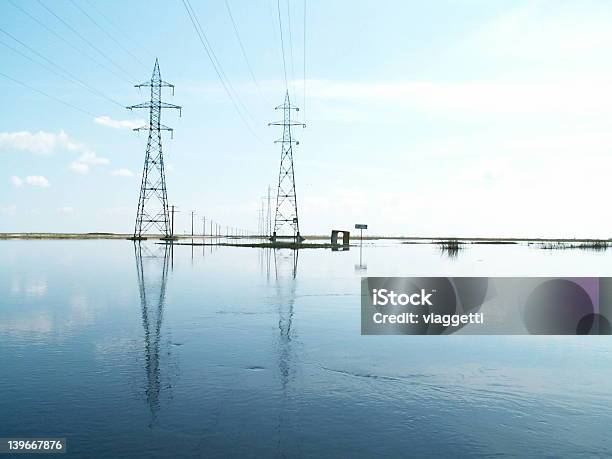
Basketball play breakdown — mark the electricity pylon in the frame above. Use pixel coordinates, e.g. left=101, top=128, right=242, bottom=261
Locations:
left=128, top=59, right=181, bottom=240
left=269, top=91, right=305, bottom=243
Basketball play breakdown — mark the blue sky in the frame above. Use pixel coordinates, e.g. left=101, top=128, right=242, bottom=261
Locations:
left=2, top=0, right=612, bottom=237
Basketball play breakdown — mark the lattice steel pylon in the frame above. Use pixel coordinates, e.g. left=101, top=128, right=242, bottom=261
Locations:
left=269, top=91, right=306, bottom=243
left=128, top=59, right=181, bottom=240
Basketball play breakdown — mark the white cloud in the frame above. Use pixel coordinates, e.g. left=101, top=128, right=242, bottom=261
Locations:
left=9, top=175, right=50, bottom=188
left=10, top=176, right=23, bottom=187
left=78, top=152, right=109, bottom=166
left=465, top=3, right=612, bottom=63
left=0, top=130, right=68, bottom=155
left=111, top=168, right=134, bottom=178
left=0, top=205, right=17, bottom=216
left=291, top=4, right=612, bottom=125
left=99, top=206, right=131, bottom=217
left=305, top=78, right=612, bottom=121
left=25, top=176, right=50, bottom=188
left=69, top=162, right=89, bottom=174
left=69, top=152, right=110, bottom=174
left=0, top=130, right=110, bottom=174
left=94, top=116, right=144, bottom=130
left=58, top=206, right=74, bottom=215
left=24, top=279, right=48, bottom=297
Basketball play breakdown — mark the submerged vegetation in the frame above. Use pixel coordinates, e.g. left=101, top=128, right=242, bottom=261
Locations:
left=438, top=239, right=463, bottom=258
left=536, top=240, right=611, bottom=251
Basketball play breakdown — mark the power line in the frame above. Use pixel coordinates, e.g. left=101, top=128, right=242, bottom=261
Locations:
left=8, top=0, right=133, bottom=85
left=68, top=0, right=149, bottom=69
left=83, top=0, right=155, bottom=62
left=35, top=0, right=138, bottom=82
left=303, top=0, right=307, bottom=124
left=276, top=0, right=288, bottom=91
left=224, top=0, right=268, bottom=105
left=286, top=0, right=296, bottom=93
left=184, top=0, right=256, bottom=123
left=0, top=27, right=124, bottom=108
left=0, top=71, right=96, bottom=118
left=0, top=38, right=123, bottom=109
left=181, top=0, right=264, bottom=144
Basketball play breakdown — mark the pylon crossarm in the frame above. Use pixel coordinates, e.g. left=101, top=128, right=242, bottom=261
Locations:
left=160, top=82, right=175, bottom=95
left=160, top=102, right=181, bottom=111
left=134, top=80, right=174, bottom=89
left=127, top=102, right=180, bottom=111
left=274, top=103, right=299, bottom=110
left=127, top=104, right=150, bottom=111
left=138, top=124, right=174, bottom=132
left=134, top=80, right=174, bottom=88
left=268, top=121, right=305, bottom=127
left=274, top=140, right=299, bottom=145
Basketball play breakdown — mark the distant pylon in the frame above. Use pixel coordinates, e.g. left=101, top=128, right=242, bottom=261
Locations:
left=269, top=91, right=306, bottom=243
left=128, top=59, right=181, bottom=240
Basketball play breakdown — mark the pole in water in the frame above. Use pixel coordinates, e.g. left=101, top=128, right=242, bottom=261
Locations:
left=360, top=228, right=363, bottom=265
left=355, top=224, right=368, bottom=270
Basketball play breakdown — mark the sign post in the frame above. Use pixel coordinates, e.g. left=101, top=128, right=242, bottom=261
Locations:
left=355, top=224, right=367, bottom=243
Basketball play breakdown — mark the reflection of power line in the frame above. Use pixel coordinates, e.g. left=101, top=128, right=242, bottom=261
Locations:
left=274, top=249, right=298, bottom=282
left=259, top=247, right=273, bottom=282
left=273, top=248, right=300, bottom=454
left=134, top=242, right=171, bottom=424
left=273, top=249, right=298, bottom=385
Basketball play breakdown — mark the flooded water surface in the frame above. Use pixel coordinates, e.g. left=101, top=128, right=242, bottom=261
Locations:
left=1, top=239, right=612, bottom=458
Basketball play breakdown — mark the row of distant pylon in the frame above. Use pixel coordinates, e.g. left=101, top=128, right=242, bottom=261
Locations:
left=167, top=205, right=252, bottom=238
left=129, top=60, right=304, bottom=243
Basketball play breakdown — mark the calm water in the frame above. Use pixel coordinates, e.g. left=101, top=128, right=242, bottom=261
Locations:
left=1, top=239, right=612, bottom=458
